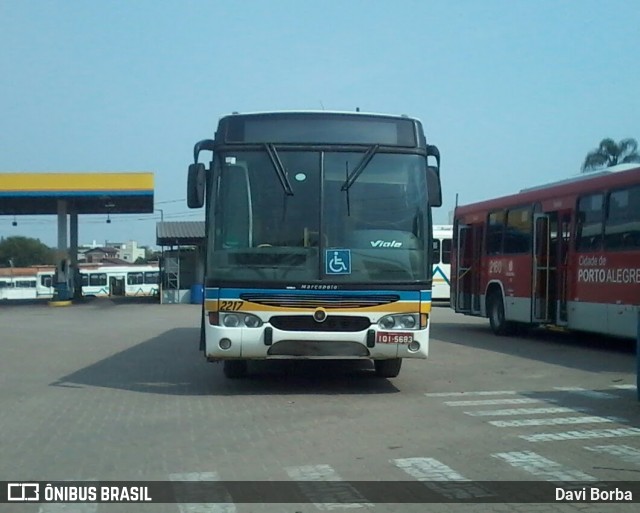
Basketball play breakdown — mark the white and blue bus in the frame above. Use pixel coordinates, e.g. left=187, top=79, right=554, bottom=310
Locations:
left=187, top=111, right=442, bottom=378
left=36, top=265, right=159, bottom=298
left=431, top=225, right=453, bottom=301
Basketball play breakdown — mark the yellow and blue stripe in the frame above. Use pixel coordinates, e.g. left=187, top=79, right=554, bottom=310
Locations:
left=205, top=287, right=432, bottom=314
left=0, top=173, right=153, bottom=197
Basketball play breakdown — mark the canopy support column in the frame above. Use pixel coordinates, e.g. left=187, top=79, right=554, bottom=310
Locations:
left=53, top=200, right=71, bottom=301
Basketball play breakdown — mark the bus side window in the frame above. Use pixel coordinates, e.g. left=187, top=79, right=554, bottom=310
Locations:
left=442, top=239, right=452, bottom=264
left=605, top=185, right=640, bottom=250
left=576, top=193, right=603, bottom=251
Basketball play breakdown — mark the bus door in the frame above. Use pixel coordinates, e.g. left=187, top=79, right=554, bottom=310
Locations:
left=555, top=212, right=571, bottom=324
left=533, top=214, right=553, bottom=323
left=109, top=276, right=125, bottom=296
left=455, top=223, right=483, bottom=314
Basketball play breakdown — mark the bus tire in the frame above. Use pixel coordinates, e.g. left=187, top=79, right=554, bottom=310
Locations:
left=374, top=358, right=402, bottom=378
left=488, top=293, right=513, bottom=336
left=223, top=360, right=248, bottom=379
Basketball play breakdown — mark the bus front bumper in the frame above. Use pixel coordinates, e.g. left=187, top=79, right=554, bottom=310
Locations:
left=204, top=324, right=430, bottom=361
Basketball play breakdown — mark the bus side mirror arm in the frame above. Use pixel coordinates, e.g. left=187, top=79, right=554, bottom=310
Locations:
left=193, top=139, right=215, bottom=164
left=427, top=144, right=440, bottom=169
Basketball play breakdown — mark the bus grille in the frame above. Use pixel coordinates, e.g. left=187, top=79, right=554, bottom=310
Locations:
left=239, top=293, right=399, bottom=309
left=270, top=315, right=371, bottom=332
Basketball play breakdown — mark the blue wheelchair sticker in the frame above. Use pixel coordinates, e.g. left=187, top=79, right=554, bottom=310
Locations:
left=325, top=249, right=351, bottom=275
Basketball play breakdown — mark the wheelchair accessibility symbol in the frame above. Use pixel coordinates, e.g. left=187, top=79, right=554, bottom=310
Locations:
left=326, top=249, right=351, bottom=275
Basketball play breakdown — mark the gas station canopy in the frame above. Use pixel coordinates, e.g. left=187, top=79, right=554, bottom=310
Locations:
left=0, top=173, right=154, bottom=215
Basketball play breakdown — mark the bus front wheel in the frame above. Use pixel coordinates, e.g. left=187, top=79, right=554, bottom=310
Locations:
left=488, top=293, right=513, bottom=336
left=374, top=358, right=402, bottom=378
left=223, top=360, right=248, bottom=379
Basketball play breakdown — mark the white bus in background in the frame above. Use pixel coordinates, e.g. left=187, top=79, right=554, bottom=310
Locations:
left=432, top=225, right=452, bottom=301
left=36, top=265, right=160, bottom=298
left=0, top=276, right=38, bottom=300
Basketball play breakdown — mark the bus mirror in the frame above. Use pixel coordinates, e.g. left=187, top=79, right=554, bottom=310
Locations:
left=427, top=165, right=442, bottom=207
left=187, top=163, right=206, bottom=208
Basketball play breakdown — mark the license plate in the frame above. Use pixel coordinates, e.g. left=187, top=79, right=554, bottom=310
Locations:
left=376, top=332, right=413, bottom=345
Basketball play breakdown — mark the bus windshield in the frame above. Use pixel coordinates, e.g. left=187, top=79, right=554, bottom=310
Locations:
left=208, top=149, right=429, bottom=284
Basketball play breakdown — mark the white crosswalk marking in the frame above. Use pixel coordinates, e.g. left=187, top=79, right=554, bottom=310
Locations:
left=492, top=451, right=597, bottom=482
left=553, top=387, right=618, bottom=399
left=392, top=457, right=494, bottom=500
left=170, top=472, right=235, bottom=513
left=464, top=406, right=589, bottom=417
left=585, top=444, right=640, bottom=466
left=488, top=415, right=625, bottom=428
left=284, top=464, right=373, bottom=510
left=425, top=390, right=517, bottom=397
left=38, top=504, right=97, bottom=513
left=611, top=384, right=637, bottom=391
left=443, top=398, right=546, bottom=407
left=521, top=427, right=640, bottom=442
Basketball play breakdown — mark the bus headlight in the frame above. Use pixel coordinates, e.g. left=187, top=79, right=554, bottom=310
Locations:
left=243, top=314, right=262, bottom=328
left=378, top=313, right=420, bottom=330
left=222, top=314, right=241, bottom=327
left=399, top=315, right=417, bottom=329
left=220, top=313, right=262, bottom=328
left=379, top=316, right=395, bottom=329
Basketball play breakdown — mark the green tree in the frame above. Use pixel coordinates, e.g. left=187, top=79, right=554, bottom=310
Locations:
left=0, top=236, right=55, bottom=267
left=582, top=138, right=640, bottom=172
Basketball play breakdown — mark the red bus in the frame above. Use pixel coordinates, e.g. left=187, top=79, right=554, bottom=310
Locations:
left=451, top=164, right=640, bottom=339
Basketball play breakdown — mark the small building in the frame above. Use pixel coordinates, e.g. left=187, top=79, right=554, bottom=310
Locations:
left=156, top=221, right=205, bottom=304
left=83, top=247, right=119, bottom=263
left=106, top=240, right=146, bottom=263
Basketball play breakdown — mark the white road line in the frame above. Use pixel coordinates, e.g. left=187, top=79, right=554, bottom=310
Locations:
left=464, top=407, right=589, bottom=417
left=492, top=451, right=597, bottom=482
left=392, top=457, right=494, bottom=500
left=489, top=416, right=625, bottom=428
left=170, top=472, right=235, bottom=513
left=38, top=504, right=98, bottom=513
left=611, top=384, right=637, bottom=390
left=443, top=398, right=546, bottom=407
left=553, top=387, right=619, bottom=399
left=425, top=390, right=516, bottom=397
left=521, top=427, right=640, bottom=443
left=284, top=464, right=373, bottom=510
left=585, top=444, right=640, bottom=466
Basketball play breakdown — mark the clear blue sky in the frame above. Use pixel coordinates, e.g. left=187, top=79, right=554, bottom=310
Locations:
left=1, top=0, right=638, bottom=248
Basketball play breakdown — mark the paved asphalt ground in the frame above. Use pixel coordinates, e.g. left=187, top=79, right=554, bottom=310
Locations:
left=0, top=298, right=638, bottom=513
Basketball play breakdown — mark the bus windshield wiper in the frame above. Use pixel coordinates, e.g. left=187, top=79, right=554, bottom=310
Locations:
left=265, top=143, right=294, bottom=196
left=341, top=144, right=379, bottom=191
